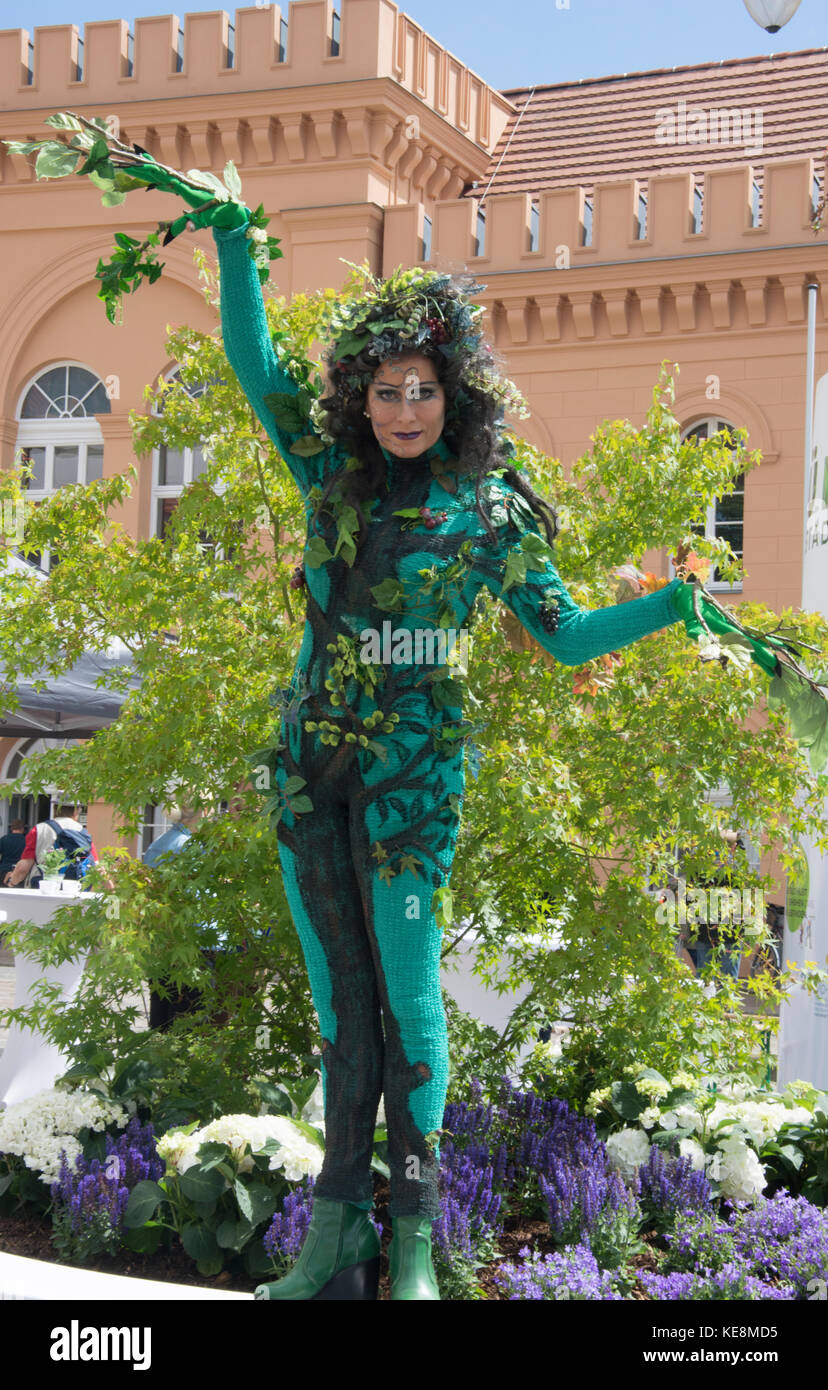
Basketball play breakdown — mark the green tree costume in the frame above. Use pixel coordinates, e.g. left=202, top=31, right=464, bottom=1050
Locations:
left=17, top=115, right=825, bottom=1296
left=209, top=214, right=687, bottom=1217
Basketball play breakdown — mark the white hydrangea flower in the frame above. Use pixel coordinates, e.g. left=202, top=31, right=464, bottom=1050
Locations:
left=783, top=1079, right=818, bottom=1102
left=707, top=1136, right=766, bottom=1202
left=605, top=1127, right=650, bottom=1182
left=731, top=1099, right=812, bottom=1146
left=532, top=1037, right=563, bottom=1065
left=780, top=1103, right=815, bottom=1128
left=157, top=1112, right=324, bottom=1180
left=704, top=1093, right=811, bottom=1149
left=707, top=1078, right=750, bottom=1102
left=670, top=1070, right=696, bottom=1090
left=679, top=1138, right=706, bottom=1171
left=637, top=1077, right=671, bottom=1102
left=156, top=1130, right=201, bottom=1175
left=584, top=1085, right=612, bottom=1117
left=639, top=1106, right=662, bottom=1130
left=708, top=1100, right=735, bottom=1132
left=267, top=1127, right=324, bottom=1182
left=662, top=1102, right=705, bottom=1133
left=0, top=1087, right=128, bottom=1184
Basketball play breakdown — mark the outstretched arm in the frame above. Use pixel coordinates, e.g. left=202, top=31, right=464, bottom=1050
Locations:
left=471, top=486, right=828, bottom=773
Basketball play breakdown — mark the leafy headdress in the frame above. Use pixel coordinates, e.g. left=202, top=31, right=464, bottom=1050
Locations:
left=322, top=262, right=530, bottom=430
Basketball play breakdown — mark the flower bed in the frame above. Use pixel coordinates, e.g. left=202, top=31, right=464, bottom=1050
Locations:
left=1, top=1068, right=826, bottom=1300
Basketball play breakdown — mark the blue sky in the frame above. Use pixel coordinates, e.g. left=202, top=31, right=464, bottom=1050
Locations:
left=1, top=0, right=824, bottom=89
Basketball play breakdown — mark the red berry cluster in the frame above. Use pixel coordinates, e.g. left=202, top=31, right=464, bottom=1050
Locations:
left=425, top=317, right=450, bottom=345
left=419, top=506, right=448, bottom=530
left=289, top=563, right=306, bottom=591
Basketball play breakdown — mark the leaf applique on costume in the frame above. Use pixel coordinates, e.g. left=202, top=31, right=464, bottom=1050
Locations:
left=431, top=886, right=453, bottom=928
left=370, top=578, right=405, bottom=612
left=332, top=503, right=360, bottom=568
left=431, top=461, right=458, bottom=495
left=500, top=546, right=527, bottom=594
left=263, top=389, right=313, bottom=434
left=398, top=853, right=423, bottom=880
left=304, top=536, right=333, bottom=568
left=290, top=435, right=326, bottom=457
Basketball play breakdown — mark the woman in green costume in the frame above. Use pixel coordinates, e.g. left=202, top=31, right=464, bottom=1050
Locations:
left=13, top=115, right=819, bottom=1300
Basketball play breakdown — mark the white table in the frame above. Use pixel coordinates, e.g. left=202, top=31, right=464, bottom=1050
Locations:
left=0, top=887, right=100, bottom=1107
left=440, top=920, right=567, bottom=1071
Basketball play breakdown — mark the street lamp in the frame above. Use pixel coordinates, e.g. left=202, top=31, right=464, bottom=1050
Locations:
left=742, top=0, right=803, bottom=32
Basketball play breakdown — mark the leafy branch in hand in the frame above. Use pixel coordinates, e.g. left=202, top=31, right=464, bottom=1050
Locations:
left=2, top=110, right=282, bottom=322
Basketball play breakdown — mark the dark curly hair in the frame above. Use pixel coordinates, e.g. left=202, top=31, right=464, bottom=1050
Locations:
left=314, top=339, right=559, bottom=554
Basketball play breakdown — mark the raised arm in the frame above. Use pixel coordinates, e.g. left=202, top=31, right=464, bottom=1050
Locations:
left=4, top=114, right=329, bottom=498
left=211, top=215, right=329, bottom=497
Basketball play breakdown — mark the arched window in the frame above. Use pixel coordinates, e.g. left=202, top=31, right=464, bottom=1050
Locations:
left=150, top=367, right=217, bottom=539
left=15, top=363, right=110, bottom=571
left=150, top=367, right=240, bottom=565
left=679, top=417, right=744, bottom=591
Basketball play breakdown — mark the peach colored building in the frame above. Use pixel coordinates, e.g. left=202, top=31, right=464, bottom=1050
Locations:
left=0, top=4, right=825, bottom=914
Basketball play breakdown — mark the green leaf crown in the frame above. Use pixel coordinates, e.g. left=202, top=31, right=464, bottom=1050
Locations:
left=324, top=262, right=530, bottom=422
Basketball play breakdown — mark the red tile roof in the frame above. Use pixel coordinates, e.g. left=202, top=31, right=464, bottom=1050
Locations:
left=470, top=48, right=828, bottom=198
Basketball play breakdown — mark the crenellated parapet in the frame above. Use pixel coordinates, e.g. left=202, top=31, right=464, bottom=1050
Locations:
left=0, top=1, right=512, bottom=161
left=383, top=158, right=828, bottom=344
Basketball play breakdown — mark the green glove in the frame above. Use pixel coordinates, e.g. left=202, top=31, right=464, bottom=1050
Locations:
left=671, top=578, right=828, bottom=773
left=115, top=157, right=250, bottom=239
left=669, top=579, right=782, bottom=677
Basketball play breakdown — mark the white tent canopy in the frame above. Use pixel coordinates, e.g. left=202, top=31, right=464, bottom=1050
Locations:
left=0, top=550, right=139, bottom=738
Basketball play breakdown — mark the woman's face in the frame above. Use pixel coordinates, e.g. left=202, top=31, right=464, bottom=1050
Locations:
left=364, top=352, right=446, bottom=459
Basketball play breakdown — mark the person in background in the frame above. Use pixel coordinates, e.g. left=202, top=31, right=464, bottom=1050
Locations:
left=2, top=805, right=98, bottom=889
left=0, top=819, right=28, bottom=885
left=142, top=805, right=199, bottom=868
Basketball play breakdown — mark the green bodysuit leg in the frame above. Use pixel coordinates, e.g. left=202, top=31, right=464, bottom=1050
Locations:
left=275, top=691, right=464, bottom=1219
left=275, top=761, right=382, bottom=1212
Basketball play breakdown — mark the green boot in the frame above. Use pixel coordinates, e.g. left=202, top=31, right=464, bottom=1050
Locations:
left=389, top=1216, right=441, bottom=1301
left=254, top=1197, right=380, bottom=1301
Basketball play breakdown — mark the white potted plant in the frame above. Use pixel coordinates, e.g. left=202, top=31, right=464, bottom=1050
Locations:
left=37, top=847, right=70, bottom=893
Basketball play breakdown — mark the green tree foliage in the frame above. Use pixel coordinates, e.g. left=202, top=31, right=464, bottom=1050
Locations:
left=1, top=251, right=826, bottom=1116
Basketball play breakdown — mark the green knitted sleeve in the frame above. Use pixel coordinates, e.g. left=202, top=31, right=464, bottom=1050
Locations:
left=471, top=483, right=684, bottom=666
left=212, top=218, right=329, bottom=497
